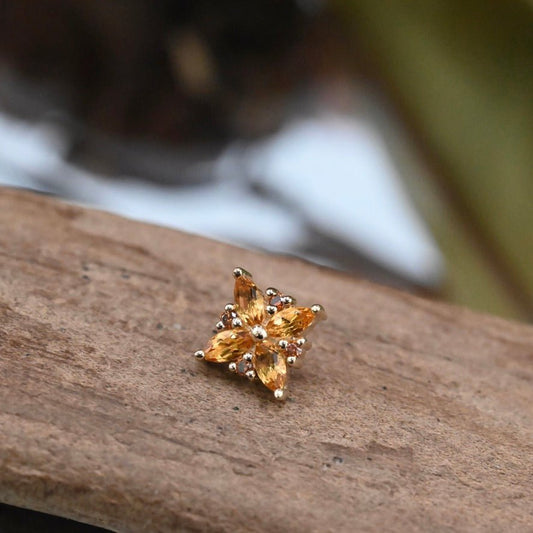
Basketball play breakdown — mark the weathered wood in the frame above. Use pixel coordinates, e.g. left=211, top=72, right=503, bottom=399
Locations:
left=0, top=187, right=532, bottom=532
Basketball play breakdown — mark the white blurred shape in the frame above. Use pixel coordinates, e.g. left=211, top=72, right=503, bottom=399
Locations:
left=247, top=114, right=444, bottom=286
left=0, top=110, right=444, bottom=286
left=85, top=177, right=306, bottom=251
left=0, top=113, right=65, bottom=174
left=0, top=112, right=304, bottom=251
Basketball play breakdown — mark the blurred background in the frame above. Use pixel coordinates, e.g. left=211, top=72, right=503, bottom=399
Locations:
left=0, top=0, right=532, bottom=323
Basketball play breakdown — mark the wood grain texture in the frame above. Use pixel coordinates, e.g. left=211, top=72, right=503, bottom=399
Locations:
left=0, top=187, right=532, bottom=532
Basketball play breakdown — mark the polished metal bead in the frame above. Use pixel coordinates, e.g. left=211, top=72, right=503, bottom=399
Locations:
left=251, top=325, right=267, bottom=340
left=311, top=304, right=327, bottom=320
left=287, top=355, right=297, bottom=366
left=233, top=266, right=252, bottom=278
left=273, top=389, right=285, bottom=400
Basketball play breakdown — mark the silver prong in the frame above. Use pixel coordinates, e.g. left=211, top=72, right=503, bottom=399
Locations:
left=224, top=303, right=235, bottom=312
left=287, top=355, right=297, bottom=366
left=233, top=267, right=252, bottom=278
left=265, top=287, right=279, bottom=297
left=245, top=369, right=256, bottom=381
left=300, top=339, right=312, bottom=351
left=290, top=353, right=305, bottom=368
left=243, top=352, right=253, bottom=362
left=216, top=321, right=224, bottom=330
left=266, top=305, right=277, bottom=315
left=251, top=325, right=267, bottom=341
left=228, top=362, right=237, bottom=373
left=296, top=338, right=306, bottom=347
left=232, top=317, right=243, bottom=328
left=194, top=350, right=205, bottom=360
left=281, top=295, right=295, bottom=305
left=311, top=304, right=327, bottom=320
left=278, top=339, right=289, bottom=350
left=273, top=388, right=285, bottom=400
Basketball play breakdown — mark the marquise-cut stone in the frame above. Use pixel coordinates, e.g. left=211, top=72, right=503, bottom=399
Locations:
left=254, top=342, right=287, bottom=391
left=234, top=275, right=266, bottom=325
left=266, top=306, right=314, bottom=338
left=204, top=328, right=254, bottom=363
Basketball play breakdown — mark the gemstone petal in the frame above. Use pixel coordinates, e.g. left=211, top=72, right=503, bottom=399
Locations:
left=234, top=275, right=267, bottom=325
left=266, top=306, right=315, bottom=338
left=204, top=328, right=254, bottom=363
left=253, top=342, right=287, bottom=391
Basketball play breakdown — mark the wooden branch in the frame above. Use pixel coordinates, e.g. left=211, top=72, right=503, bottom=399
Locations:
left=1, top=187, right=532, bottom=532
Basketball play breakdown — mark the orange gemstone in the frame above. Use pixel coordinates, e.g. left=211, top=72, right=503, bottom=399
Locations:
left=234, top=275, right=266, bottom=325
left=204, top=328, right=254, bottom=363
left=254, top=342, right=287, bottom=391
left=266, top=306, right=314, bottom=338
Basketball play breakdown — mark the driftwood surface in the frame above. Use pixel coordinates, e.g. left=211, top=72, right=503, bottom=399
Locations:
left=0, top=187, right=532, bottom=532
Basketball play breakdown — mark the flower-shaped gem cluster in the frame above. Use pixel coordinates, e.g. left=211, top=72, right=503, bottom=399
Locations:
left=194, top=267, right=326, bottom=400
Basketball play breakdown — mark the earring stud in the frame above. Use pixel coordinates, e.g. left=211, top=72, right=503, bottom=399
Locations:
left=194, top=267, right=326, bottom=400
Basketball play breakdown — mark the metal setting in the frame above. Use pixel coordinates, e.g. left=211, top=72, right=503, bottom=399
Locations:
left=232, top=317, right=243, bottom=328
left=273, top=389, right=285, bottom=400
left=194, top=267, right=326, bottom=400
left=311, top=304, right=327, bottom=320
left=251, top=325, right=268, bottom=341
